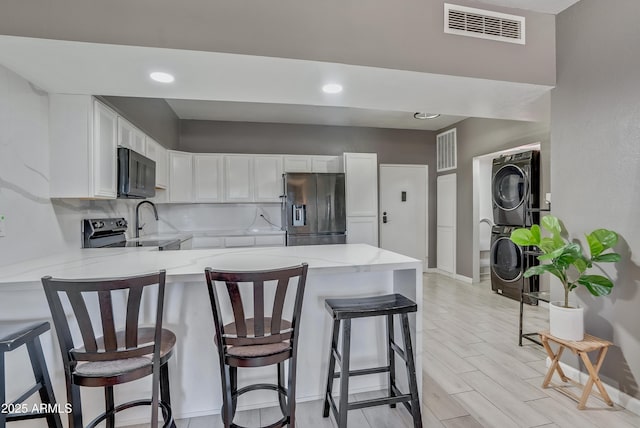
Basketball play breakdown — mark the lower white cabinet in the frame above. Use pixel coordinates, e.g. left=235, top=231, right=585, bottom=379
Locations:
left=194, top=154, right=223, bottom=202
left=346, top=216, right=378, bottom=247
left=255, top=235, right=286, bottom=246
left=191, top=237, right=223, bottom=249
left=168, top=151, right=194, bottom=202
left=224, top=236, right=256, bottom=247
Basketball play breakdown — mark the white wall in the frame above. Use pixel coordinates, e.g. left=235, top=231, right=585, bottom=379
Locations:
left=0, top=65, right=147, bottom=266
left=478, top=157, right=494, bottom=251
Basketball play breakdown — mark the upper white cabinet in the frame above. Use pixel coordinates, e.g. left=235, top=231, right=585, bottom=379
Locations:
left=312, top=156, right=343, bottom=173
left=283, top=156, right=312, bottom=173
left=49, top=95, right=118, bottom=199
left=254, top=155, right=283, bottom=202
left=194, top=154, right=223, bottom=202
left=168, top=151, right=194, bottom=203
left=344, top=153, right=378, bottom=216
left=117, top=117, right=146, bottom=154
left=283, top=155, right=343, bottom=173
left=145, top=137, right=168, bottom=189
left=224, top=155, right=254, bottom=202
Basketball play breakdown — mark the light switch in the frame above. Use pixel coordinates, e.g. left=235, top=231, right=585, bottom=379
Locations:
left=0, top=215, right=5, bottom=237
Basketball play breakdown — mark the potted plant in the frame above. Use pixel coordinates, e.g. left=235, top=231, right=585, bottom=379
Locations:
left=510, top=215, right=620, bottom=341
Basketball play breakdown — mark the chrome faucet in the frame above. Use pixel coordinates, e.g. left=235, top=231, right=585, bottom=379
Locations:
left=135, top=200, right=158, bottom=238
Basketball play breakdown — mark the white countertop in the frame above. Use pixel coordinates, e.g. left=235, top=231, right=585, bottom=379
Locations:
left=0, top=244, right=421, bottom=288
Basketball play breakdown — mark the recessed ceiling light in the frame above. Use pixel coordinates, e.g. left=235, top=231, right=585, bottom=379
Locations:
left=322, top=83, right=343, bottom=94
left=150, top=72, right=175, bottom=83
left=413, top=112, right=440, bottom=120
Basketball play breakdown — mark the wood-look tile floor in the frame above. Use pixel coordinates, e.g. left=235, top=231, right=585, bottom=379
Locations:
left=128, top=273, right=640, bottom=428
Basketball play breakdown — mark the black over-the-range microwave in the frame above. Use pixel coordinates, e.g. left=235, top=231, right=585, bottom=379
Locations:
left=117, top=147, right=156, bottom=198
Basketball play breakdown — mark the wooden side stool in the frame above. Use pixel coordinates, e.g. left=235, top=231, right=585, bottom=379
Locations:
left=539, top=330, right=614, bottom=410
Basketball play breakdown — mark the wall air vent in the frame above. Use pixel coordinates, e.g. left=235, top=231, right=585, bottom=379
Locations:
left=437, top=128, right=457, bottom=172
left=444, top=3, right=525, bottom=45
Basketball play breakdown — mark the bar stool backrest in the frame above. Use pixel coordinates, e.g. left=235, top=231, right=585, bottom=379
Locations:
left=204, top=264, right=308, bottom=348
left=41, top=271, right=167, bottom=370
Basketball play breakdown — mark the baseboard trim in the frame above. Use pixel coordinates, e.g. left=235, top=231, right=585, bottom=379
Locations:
left=546, top=358, right=640, bottom=416
left=454, top=274, right=473, bottom=283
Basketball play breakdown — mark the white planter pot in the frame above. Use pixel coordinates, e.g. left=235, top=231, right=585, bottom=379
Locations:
left=549, top=301, right=584, bottom=341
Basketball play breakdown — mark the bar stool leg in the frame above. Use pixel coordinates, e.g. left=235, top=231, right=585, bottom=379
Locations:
left=67, top=380, right=83, bottom=428
left=322, top=319, right=340, bottom=418
left=221, top=366, right=233, bottom=428
left=387, top=314, right=396, bottom=409
left=0, top=351, right=6, bottom=428
left=278, top=361, right=287, bottom=416
left=401, top=314, right=423, bottom=428
left=160, top=363, right=177, bottom=428
left=26, top=336, right=63, bottom=428
left=104, top=386, right=115, bottom=428
left=337, top=319, right=351, bottom=428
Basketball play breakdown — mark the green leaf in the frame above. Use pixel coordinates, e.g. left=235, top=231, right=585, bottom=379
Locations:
left=572, top=257, right=588, bottom=273
left=510, top=228, right=537, bottom=246
left=586, top=232, right=604, bottom=258
left=577, top=275, right=614, bottom=297
left=592, top=229, right=618, bottom=251
left=539, top=237, right=561, bottom=254
left=524, top=264, right=564, bottom=282
left=541, top=215, right=561, bottom=235
left=530, top=224, right=541, bottom=243
left=538, top=243, right=581, bottom=269
left=592, top=253, right=621, bottom=263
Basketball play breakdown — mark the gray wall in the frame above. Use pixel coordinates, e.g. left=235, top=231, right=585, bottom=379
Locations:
left=438, top=118, right=550, bottom=278
left=99, top=96, right=180, bottom=150
left=0, top=0, right=555, bottom=85
left=180, top=120, right=438, bottom=266
left=553, top=0, right=640, bottom=398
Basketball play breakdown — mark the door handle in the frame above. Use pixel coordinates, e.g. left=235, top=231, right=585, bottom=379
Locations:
left=383, top=212, right=388, bottom=224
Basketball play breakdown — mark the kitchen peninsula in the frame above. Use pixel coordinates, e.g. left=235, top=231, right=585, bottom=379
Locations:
left=0, top=244, right=422, bottom=425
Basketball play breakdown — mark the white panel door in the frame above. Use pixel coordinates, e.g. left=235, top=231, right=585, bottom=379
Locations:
left=168, top=151, right=194, bottom=202
left=437, top=173, right=457, bottom=274
left=224, top=155, right=254, bottom=202
left=379, top=165, right=428, bottom=270
left=92, top=101, right=118, bottom=198
left=346, top=216, right=378, bottom=246
left=254, top=155, right=283, bottom=202
left=194, top=154, right=223, bottom=202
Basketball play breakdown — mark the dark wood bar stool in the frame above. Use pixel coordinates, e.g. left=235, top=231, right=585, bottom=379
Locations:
left=204, top=264, right=308, bottom=428
left=322, top=293, right=422, bottom=428
left=0, top=322, right=63, bottom=428
left=41, top=271, right=176, bottom=428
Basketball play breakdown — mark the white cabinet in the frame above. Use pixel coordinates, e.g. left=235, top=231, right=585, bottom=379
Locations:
left=283, top=155, right=343, bottom=173
left=344, top=153, right=378, bottom=246
left=145, top=137, right=168, bottom=189
left=49, top=95, right=118, bottom=199
left=117, top=117, right=146, bottom=154
left=255, top=235, right=286, bottom=247
left=344, top=153, right=378, bottom=216
left=168, top=151, right=194, bottom=202
left=224, top=155, right=254, bottom=202
left=194, top=154, right=223, bottom=202
left=347, top=217, right=379, bottom=247
left=283, top=155, right=312, bottom=173
left=254, top=155, right=283, bottom=202
left=191, top=237, right=223, bottom=249
left=312, top=156, right=343, bottom=173
left=224, top=236, right=255, bottom=247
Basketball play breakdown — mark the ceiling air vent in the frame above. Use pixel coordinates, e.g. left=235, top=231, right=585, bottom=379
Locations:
left=437, top=128, right=457, bottom=172
left=444, top=3, right=525, bottom=45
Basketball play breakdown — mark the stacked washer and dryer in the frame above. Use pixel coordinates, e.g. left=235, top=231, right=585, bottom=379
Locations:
left=490, top=150, right=541, bottom=304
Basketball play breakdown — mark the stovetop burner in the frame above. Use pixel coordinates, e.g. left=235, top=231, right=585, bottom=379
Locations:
left=82, top=218, right=179, bottom=250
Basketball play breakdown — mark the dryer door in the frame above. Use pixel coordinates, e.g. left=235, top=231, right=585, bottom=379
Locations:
left=492, top=164, right=527, bottom=211
left=491, top=237, right=523, bottom=282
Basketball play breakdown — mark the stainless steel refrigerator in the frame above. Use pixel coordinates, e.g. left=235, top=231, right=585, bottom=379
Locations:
left=282, top=173, right=346, bottom=246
